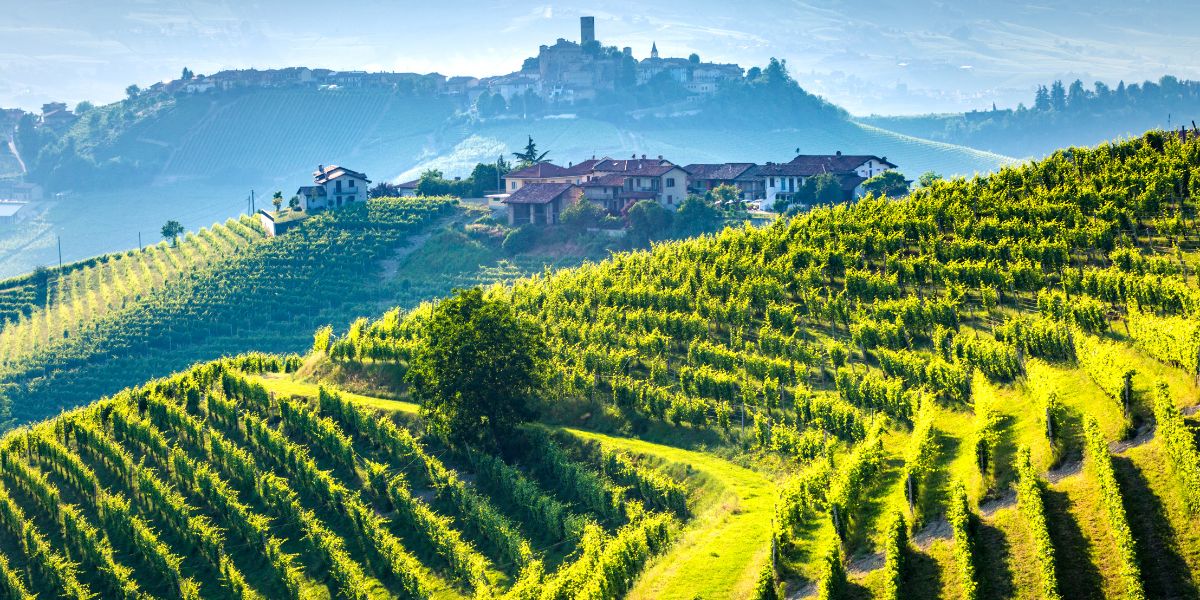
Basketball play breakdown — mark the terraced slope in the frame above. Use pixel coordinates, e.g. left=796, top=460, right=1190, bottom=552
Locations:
left=0, top=357, right=693, bottom=599
left=323, top=131, right=1200, bottom=597
left=0, top=197, right=455, bottom=425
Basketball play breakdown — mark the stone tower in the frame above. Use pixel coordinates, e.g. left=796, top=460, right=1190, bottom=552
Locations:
left=581, top=16, right=595, bottom=46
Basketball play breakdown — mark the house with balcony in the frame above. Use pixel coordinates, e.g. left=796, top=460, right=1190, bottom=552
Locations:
left=297, top=164, right=371, bottom=211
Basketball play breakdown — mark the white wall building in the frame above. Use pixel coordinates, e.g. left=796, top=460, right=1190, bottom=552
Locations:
left=296, top=165, right=370, bottom=211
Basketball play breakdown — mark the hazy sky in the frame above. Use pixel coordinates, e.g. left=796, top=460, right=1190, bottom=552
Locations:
left=3, top=0, right=1199, bottom=115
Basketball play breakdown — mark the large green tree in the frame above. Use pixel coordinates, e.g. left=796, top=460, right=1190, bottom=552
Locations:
left=406, top=288, right=547, bottom=446
left=627, top=200, right=674, bottom=245
left=160, top=220, right=184, bottom=246
left=861, top=171, right=909, bottom=198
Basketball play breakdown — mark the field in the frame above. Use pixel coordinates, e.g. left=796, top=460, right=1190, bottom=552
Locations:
left=0, top=131, right=1198, bottom=599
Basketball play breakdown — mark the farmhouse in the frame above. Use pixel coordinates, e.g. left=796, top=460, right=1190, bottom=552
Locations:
left=296, top=165, right=370, bottom=211
left=760, top=152, right=897, bottom=205
left=684, top=163, right=762, bottom=202
left=502, top=182, right=583, bottom=226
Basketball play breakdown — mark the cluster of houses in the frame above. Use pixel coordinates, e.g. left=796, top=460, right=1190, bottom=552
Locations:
left=493, top=152, right=897, bottom=226
left=125, top=16, right=744, bottom=109
left=263, top=150, right=896, bottom=234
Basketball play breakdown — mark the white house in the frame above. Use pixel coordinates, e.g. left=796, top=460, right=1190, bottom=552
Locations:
left=296, top=165, right=370, bottom=211
left=758, top=153, right=897, bottom=206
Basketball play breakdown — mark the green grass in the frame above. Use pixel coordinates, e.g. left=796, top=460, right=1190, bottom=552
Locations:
left=568, top=429, right=774, bottom=600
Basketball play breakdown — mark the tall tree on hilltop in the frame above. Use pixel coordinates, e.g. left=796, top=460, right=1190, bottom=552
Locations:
left=160, top=220, right=184, bottom=246
left=1050, top=80, right=1067, bottom=111
left=1034, top=85, right=1051, bottom=111
left=513, top=135, right=550, bottom=167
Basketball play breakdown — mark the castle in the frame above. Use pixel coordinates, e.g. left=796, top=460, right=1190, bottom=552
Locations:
left=482, top=17, right=744, bottom=104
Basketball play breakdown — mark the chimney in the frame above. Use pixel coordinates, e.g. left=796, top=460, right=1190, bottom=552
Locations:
left=835, top=150, right=842, bottom=156
left=658, top=155, right=663, bottom=160
left=641, top=154, right=647, bottom=159
left=318, top=164, right=324, bottom=173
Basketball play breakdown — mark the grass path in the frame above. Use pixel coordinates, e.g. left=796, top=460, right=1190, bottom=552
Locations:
left=567, top=429, right=774, bottom=600
left=253, top=373, right=776, bottom=600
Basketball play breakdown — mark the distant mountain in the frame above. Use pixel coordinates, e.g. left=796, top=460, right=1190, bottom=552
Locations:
left=862, top=76, right=1200, bottom=158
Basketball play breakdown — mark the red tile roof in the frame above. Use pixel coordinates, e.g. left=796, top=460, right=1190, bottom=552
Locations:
left=684, top=163, right=757, bottom=180
left=505, top=162, right=571, bottom=179
left=314, top=165, right=370, bottom=184
left=593, top=158, right=675, bottom=172
left=562, top=159, right=605, bottom=175
left=784, top=154, right=896, bottom=174
left=502, top=183, right=582, bottom=205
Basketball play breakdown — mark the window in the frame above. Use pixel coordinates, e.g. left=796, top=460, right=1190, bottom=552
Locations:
left=349, top=179, right=356, bottom=188
left=666, top=177, right=676, bottom=188
left=770, top=177, right=776, bottom=188
left=336, top=180, right=343, bottom=192
left=667, top=195, right=674, bottom=204
left=511, top=181, right=516, bottom=190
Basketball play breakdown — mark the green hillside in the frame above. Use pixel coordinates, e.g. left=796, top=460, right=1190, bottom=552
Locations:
left=0, top=84, right=1016, bottom=279
left=1, top=131, right=1199, bottom=599
left=0, top=196, right=602, bottom=429
left=0, top=198, right=457, bottom=425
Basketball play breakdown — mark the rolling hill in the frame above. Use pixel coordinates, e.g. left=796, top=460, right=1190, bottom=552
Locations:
left=0, top=83, right=1016, bottom=280
left=0, top=131, right=1197, bottom=599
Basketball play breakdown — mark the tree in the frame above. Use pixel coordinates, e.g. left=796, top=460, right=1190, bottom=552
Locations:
left=289, top=195, right=301, bottom=211
left=1034, top=85, right=1051, bottom=111
left=812, top=173, right=842, bottom=205
left=861, top=171, right=909, bottom=198
left=709, top=183, right=743, bottom=209
left=627, top=200, right=673, bottom=245
left=688, top=53, right=701, bottom=65
left=406, top=288, right=547, bottom=447
left=674, top=194, right=723, bottom=237
left=559, top=198, right=607, bottom=233
left=125, top=84, right=140, bottom=100
left=181, top=67, right=194, bottom=81
left=1049, top=80, right=1066, bottom=111
left=918, top=171, right=943, bottom=188
left=161, top=220, right=184, bottom=246
left=272, top=191, right=283, bottom=212
left=512, top=135, right=549, bottom=167
left=369, top=182, right=400, bottom=198
left=1067, top=79, right=1088, bottom=109
left=74, top=101, right=94, bottom=115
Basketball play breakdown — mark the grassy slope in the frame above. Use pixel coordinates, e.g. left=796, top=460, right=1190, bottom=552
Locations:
left=570, top=429, right=774, bottom=600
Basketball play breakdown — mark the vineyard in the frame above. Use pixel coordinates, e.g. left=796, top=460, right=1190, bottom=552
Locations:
left=318, top=130, right=1200, bottom=597
left=2, top=130, right=1200, bottom=598
left=0, top=197, right=455, bottom=425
